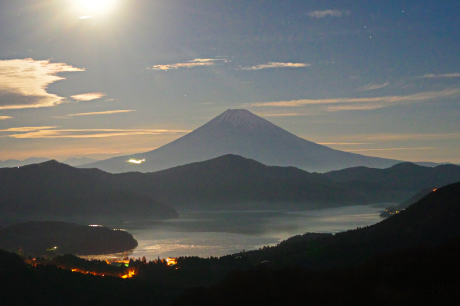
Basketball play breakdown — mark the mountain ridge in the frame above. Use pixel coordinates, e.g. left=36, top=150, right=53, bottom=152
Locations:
left=80, top=109, right=405, bottom=173
left=0, top=160, right=178, bottom=220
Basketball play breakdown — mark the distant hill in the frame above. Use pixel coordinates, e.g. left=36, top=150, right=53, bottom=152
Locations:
left=2, top=158, right=458, bottom=218
left=60, top=157, right=99, bottom=167
left=0, top=221, right=137, bottom=256
left=0, top=157, right=99, bottom=168
left=80, top=109, right=404, bottom=173
left=110, top=154, right=369, bottom=209
left=0, top=157, right=50, bottom=168
left=325, top=162, right=460, bottom=188
left=324, top=162, right=460, bottom=201
left=0, top=161, right=178, bottom=219
left=108, top=155, right=460, bottom=209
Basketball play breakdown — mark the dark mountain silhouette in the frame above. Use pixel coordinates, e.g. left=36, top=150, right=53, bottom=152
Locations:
left=80, top=109, right=404, bottom=173
left=0, top=161, right=178, bottom=219
left=325, top=162, right=460, bottom=188
left=110, top=155, right=460, bottom=209
left=0, top=221, right=137, bottom=256
left=110, top=154, right=368, bottom=209
left=325, top=162, right=460, bottom=201
left=173, top=237, right=460, bottom=306
left=4, top=157, right=459, bottom=215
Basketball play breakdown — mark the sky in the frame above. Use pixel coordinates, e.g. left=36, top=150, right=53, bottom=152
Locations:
left=0, top=0, right=459, bottom=163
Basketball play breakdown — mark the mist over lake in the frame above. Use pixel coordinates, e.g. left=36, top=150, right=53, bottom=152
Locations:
left=80, top=203, right=386, bottom=261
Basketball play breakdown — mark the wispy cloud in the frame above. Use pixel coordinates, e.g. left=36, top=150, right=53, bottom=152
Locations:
left=71, top=93, right=106, bottom=101
left=321, top=133, right=460, bottom=143
left=249, top=88, right=460, bottom=107
left=67, top=110, right=135, bottom=116
left=361, top=82, right=389, bottom=91
left=0, top=126, right=58, bottom=132
left=0, top=116, right=12, bottom=120
left=307, top=10, right=351, bottom=18
left=326, top=105, right=385, bottom=111
left=344, top=147, right=435, bottom=152
left=260, top=112, right=307, bottom=117
left=151, top=59, right=228, bottom=71
left=241, top=62, right=311, bottom=71
left=0, top=59, right=84, bottom=110
left=421, top=73, right=460, bottom=78
left=0, top=127, right=191, bottom=139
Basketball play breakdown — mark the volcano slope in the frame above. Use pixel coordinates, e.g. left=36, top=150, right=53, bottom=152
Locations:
left=81, top=109, right=401, bottom=173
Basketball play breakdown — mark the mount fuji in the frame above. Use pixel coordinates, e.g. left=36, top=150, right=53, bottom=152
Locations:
left=80, top=109, right=402, bottom=173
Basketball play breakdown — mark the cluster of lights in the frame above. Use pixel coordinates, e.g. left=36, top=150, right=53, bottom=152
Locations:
left=127, top=159, right=146, bottom=164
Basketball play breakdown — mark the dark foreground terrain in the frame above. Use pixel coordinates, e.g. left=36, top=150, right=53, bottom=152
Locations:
left=1, top=181, right=459, bottom=305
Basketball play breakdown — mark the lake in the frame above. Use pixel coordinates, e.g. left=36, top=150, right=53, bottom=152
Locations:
left=82, top=204, right=387, bottom=261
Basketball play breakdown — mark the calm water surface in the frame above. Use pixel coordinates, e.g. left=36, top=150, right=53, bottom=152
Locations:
left=85, top=204, right=386, bottom=261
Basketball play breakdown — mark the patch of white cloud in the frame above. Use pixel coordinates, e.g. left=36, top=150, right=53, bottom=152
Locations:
left=241, top=62, right=311, bottom=71
left=151, top=59, right=228, bottom=71
left=307, top=10, right=351, bottom=18
left=249, top=88, right=460, bottom=108
left=361, top=82, right=389, bottom=91
left=71, top=92, right=106, bottom=101
left=0, top=59, right=85, bottom=110
left=67, top=110, right=136, bottom=116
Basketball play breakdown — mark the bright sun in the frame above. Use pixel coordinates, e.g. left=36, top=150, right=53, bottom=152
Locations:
left=74, top=0, right=118, bottom=16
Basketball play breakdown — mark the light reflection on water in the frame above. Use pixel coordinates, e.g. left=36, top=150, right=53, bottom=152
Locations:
left=84, top=204, right=386, bottom=261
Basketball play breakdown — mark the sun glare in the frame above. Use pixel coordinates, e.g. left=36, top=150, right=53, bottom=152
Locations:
left=74, top=0, right=118, bottom=16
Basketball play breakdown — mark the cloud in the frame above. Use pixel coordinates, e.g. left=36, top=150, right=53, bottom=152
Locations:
left=151, top=59, right=228, bottom=71
left=344, top=147, right=435, bottom=152
left=0, top=126, right=58, bottom=132
left=0, top=59, right=85, bottom=110
left=249, top=88, right=460, bottom=107
left=260, top=112, right=307, bottom=117
left=241, top=62, right=311, bottom=71
left=322, top=133, right=460, bottom=143
left=0, top=127, right=191, bottom=139
left=66, top=110, right=136, bottom=116
left=71, top=93, right=106, bottom=101
left=307, top=10, right=351, bottom=18
left=361, top=82, right=389, bottom=91
left=326, top=105, right=385, bottom=111
left=0, top=116, right=12, bottom=120
left=421, top=73, right=460, bottom=78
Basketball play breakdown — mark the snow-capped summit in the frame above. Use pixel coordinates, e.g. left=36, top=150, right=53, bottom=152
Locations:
left=80, top=109, right=401, bottom=173
left=210, top=109, right=273, bottom=130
